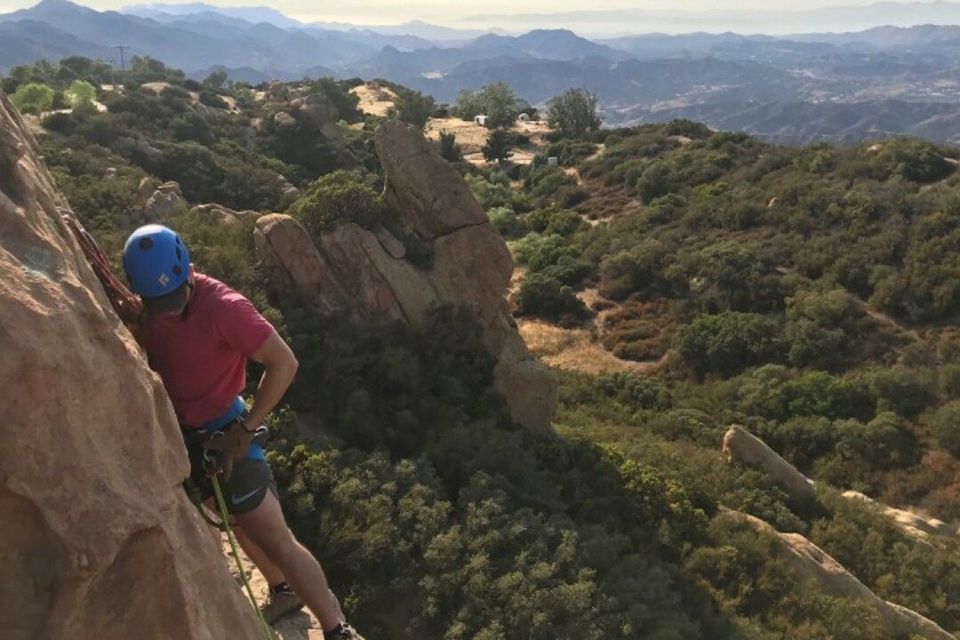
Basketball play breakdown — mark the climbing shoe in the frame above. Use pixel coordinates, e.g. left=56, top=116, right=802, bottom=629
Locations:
left=261, top=589, right=304, bottom=624
left=324, top=622, right=366, bottom=640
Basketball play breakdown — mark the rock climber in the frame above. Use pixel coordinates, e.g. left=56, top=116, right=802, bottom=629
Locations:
left=122, top=223, right=364, bottom=639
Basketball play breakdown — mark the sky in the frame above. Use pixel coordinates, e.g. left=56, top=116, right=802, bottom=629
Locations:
left=1, top=0, right=956, bottom=35
left=0, top=0, right=882, bottom=25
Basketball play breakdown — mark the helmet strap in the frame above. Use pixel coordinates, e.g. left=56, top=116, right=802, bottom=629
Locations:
left=179, top=281, right=195, bottom=322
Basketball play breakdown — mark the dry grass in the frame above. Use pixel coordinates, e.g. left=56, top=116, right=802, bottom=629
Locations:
left=574, top=178, right=641, bottom=222
left=425, top=117, right=490, bottom=153
left=520, top=319, right=659, bottom=375
left=598, top=298, right=676, bottom=363
left=351, top=83, right=397, bottom=117
left=425, top=117, right=553, bottom=166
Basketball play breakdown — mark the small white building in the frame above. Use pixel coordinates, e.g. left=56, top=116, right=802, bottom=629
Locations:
left=474, top=114, right=488, bottom=127
left=517, top=112, right=531, bottom=122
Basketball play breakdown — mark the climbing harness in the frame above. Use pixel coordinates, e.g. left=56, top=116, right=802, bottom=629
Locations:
left=202, top=422, right=270, bottom=482
left=62, top=214, right=143, bottom=325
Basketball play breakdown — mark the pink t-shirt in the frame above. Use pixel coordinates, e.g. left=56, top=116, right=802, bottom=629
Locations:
left=142, top=273, right=273, bottom=428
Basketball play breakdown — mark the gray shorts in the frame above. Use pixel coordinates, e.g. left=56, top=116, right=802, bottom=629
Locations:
left=183, top=430, right=278, bottom=515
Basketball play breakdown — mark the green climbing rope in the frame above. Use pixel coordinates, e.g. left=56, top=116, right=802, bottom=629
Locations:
left=210, top=473, right=276, bottom=640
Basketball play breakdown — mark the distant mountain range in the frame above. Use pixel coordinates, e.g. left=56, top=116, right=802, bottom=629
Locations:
left=7, top=0, right=960, bottom=144
left=459, top=1, right=960, bottom=36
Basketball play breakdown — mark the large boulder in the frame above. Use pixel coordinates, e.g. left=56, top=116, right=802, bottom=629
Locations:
left=255, top=121, right=558, bottom=430
left=722, top=510, right=956, bottom=640
left=144, top=180, right=187, bottom=219
left=722, top=425, right=817, bottom=502
left=0, top=94, right=261, bottom=639
left=377, top=120, right=489, bottom=238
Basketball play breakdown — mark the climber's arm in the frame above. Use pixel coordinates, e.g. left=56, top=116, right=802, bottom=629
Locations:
left=243, top=329, right=299, bottom=429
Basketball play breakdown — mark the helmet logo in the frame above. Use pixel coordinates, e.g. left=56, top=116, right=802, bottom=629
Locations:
left=158, top=273, right=170, bottom=287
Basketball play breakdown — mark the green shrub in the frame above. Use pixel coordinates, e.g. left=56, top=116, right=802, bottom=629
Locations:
left=488, top=206, right=523, bottom=238
left=465, top=171, right=514, bottom=209
left=514, top=273, right=589, bottom=323
left=288, top=170, right=387, bottom=236
left=835, top=412, right=919, bottom=470
left=9, top=82, right=54, bottom=114
left=930, top=401, right=960, bottom=457
left=546, top=88, right=602, bottom=139
left=391, top=88, right=435, bottom=128
left=482, top=128, right=513, bottom=162
left=784, top=289, right=866, bottom=370
left=41, top=111, right=77, bottom=134
left=438, top=131, right=461, bottom=163
left=593, top=371, right=672, bottom=411
left=455, top=82, right=520, bottom=128
left=598, top=240, right=673, bottom=301
left=941, top=364, right=960, bottom=398
left=198, top=90, right=229, bottom=109
left=65, top=79, right=96, bottom=107
left=738, top=367, right=876, bottom=423
left=522, top=208, right=586, bottom=237
left=755, top=416, right=838, bottom=473
left=861, top=368, right=936, bottom=420
left=510, top=233, right=568, bottom=269
left=677, top=242, right=787, bottom=314
left=674, top=312, right=784, bottom=379
left=545, top=139, right=597, bottom=166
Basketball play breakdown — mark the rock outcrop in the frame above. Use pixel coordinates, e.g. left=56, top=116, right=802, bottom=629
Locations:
left=843, top=491, right=950, bottom=541
left=255, top=121, right=558, bottom=430
left=722, top=509, right=956, bottom=640
left=190, top=203, right=260, bottom=225
left=722, top=425, right=817, bottom=502
left=0, top=95, right=261, bottom=639
left=143, top=180, right=187, bottom=218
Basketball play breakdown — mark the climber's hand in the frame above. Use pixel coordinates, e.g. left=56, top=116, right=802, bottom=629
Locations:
left=202, top=420, right=254, bottom=480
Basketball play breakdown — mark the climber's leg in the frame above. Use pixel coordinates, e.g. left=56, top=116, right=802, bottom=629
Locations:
left=234, top=526, right=286, bottom=586
left=234, top=490, right=345, bottom=632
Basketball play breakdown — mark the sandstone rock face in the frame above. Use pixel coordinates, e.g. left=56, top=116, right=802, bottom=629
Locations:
left=722, top=425, right=817, bottom=502
left=255, top=121, right=558, bottom=430
left=144, top=180, right=187, bottom=219
left=723, top=510, right=956, bottom=640
left=137, top=176, right=157, bottom=199
left=0, top=94, right=261, bottom=640
left=278, top=177, right=300, bottom=208
left=190, top=203, right=260, bottom=225
left=377, top=120, right=489, bottom=238
left=273, top=111, right=297, bottom=129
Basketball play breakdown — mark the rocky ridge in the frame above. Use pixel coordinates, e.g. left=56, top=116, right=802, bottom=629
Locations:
left=721, top=426, right=957, bottom=640
left=0, top=93, right=262, bottom=640
left=255, top=121, right=558, bottom=430
left=722, top=509, right=956, bottom=640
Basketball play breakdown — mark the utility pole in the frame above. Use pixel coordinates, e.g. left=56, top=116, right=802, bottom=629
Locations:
left=111, top=45, right=129, bottom=72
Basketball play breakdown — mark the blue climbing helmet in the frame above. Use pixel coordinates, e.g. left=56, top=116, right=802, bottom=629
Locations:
left=122, top=224, right=191, bottom=298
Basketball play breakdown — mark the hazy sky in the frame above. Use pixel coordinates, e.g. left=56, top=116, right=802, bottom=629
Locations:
left=0, top=0, right=879, bottom=25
